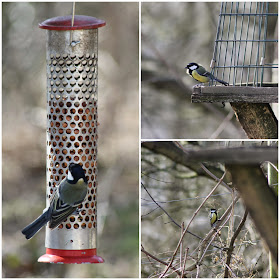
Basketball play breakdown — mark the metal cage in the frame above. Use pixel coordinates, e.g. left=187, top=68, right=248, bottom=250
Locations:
left=38, top=15, right=106, bottom=264
left=211, top=2, right=278, bottom=87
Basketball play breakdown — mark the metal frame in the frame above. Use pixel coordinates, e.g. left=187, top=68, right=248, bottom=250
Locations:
left=211, top=2, right=278, bottom=87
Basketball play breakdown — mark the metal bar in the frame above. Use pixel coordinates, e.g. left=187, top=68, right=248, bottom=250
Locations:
left=224, top=3, right=234, bottom=85
left=215, top=65, right=278, bottom=68
left=71, top=2, right=75, bottom=27
left=247, top=3, right=259, bottom=86
left=215, top=2, right=227, bottom=86
left=214, top=2, right=225, bottom=84
left=260, top=3, right=269, bottom=85
left=217, top=2, right=227, bottom=84
left=254, top=3, right=265, bottom=86
left=215, top=39, right=278, bottom=42
left=69, top=2, right=76, bottom=45
left=219, top=13, right=278, bottom=16
left=240, top=3, right=252, bottom=85
left=211, top=1, right=224, bottom=86
left=212, top=3, right=223, bottom=64
left=236, top=2, right=246, bottom=85
left=235, top=2, right=241, bottom=85
left=230, top=2, right=239, bottom=86
left=211, top=5, right=220, bottom=80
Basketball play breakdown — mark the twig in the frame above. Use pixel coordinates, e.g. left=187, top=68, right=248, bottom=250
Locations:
left=141, top=172, right=174, bottom=183
left=263, top=161, right=279, bottom=172
left=142, top=182, right=205, bottom=241
left=224, top=263, right=237, bottom=277
left=198, top=212, right=232, bottom=264
left=210, top=110, right=235, bottom=139
left=200, top=163, right=232, bottom=192
left=196, top=263, right=200, bottom=278
left=174, top=141, right=232, bottom=192
left=141, top=205, right=160, bottom=217
left=141, top=244, right=158, bottom=270
left=180, top=222, right=184, bottom=275
left=142, top=182, right=181, bottom=228
left=181, top=247, right=189, bottom=278
left=197, top=195, right=240, bottom=263
left=141, top=246, right=187, bottom=277
left=224, top=208, right=249, bottom=277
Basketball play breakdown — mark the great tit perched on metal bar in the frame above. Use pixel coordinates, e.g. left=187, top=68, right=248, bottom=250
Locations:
left=210, top=208, right=218, bottom=227
left=22, top=163, right=88, bottom=240
left=185, top=62, right=229, bottom=86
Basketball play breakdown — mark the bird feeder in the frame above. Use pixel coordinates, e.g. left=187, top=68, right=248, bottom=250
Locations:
left=38, top=15, right=106, bottom=264
left=190, top=2, right=278, bottom=139
left=191, top=2, right=278, bottom=104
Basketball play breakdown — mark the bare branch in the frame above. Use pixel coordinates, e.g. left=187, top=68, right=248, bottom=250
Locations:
left=142, top=182, right=204, bottom=241
left=181, top=247, right=189, bottom=278
left=142, top=141, right=278, bottom=164
left=142, top=182, right=181, bottom=228
left=160, top=172, right=226, bottom=277
left=224, top=208, right=249, bottom=277
left=197, top=195, right=240, bottom=263
left=141, top=246, right=187, bottom=277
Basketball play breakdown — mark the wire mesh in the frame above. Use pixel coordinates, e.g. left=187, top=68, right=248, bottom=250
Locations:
left=211, top=2, right=278, bottom=87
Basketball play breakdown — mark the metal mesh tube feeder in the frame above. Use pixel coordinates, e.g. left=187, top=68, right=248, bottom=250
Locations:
left=38, top=15, right=106, bottom=264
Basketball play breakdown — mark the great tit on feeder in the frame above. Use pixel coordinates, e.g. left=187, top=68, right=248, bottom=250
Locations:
left=22, top=163, right=88, bottom=240
left=210, top=208, right=218, bottom=227
left=185, top=62, right=228, bottom=86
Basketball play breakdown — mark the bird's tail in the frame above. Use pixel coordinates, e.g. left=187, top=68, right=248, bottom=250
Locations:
left=22, top=210, right=50, bottom=239
left=214, top=77, right=229, bottom=86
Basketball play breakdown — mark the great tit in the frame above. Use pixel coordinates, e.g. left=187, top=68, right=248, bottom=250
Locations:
left=210, top=208, right=218, bottom=227
left=185, top=62, right=228, bottom=86
left=22, top=163, right=88, bottom=240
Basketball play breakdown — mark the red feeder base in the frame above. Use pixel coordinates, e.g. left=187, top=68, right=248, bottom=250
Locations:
left=38, top=248, right=104, bottom=264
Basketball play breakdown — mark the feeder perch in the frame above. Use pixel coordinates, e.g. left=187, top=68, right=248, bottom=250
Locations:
left=38, top=15, right=106, bottom=264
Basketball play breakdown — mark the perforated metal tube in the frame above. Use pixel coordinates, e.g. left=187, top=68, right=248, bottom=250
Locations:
left=38, top=16, right=105, bottom=262
left=46, top=28, right=99, bottom=250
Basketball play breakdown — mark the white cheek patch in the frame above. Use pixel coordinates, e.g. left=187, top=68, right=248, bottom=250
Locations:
left=68, top=170, right=74, bottom=181
left=189, top=65, right=197, bottom=70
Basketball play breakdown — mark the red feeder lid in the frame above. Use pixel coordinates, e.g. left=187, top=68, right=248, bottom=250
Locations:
left=39, top=15, right=106, bottom=30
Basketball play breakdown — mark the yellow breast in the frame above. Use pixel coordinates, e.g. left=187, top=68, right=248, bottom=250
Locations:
left=211, top=213, right=217, bottom=225
left=192, top=70, right=209, bottom=83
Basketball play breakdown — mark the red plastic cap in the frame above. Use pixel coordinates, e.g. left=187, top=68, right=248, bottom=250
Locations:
left=38, top=248, right=104, bottom=264
left=39, top=15, right=106, bottom=30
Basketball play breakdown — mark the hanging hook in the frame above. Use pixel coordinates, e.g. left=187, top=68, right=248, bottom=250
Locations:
left=70, top=2, right=80, bottom=47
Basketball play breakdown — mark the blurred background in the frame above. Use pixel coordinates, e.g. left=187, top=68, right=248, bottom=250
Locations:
left=141, top=141, right=276, bottom=278
left=141, top=2, right=278, bottom=139
left=3, top=2, right=139, bottom=277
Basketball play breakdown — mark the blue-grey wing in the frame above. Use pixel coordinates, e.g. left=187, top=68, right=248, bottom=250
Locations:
left=49, top=197, right=76, bottom=228
left=202, top=70, right=216, bottom=79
